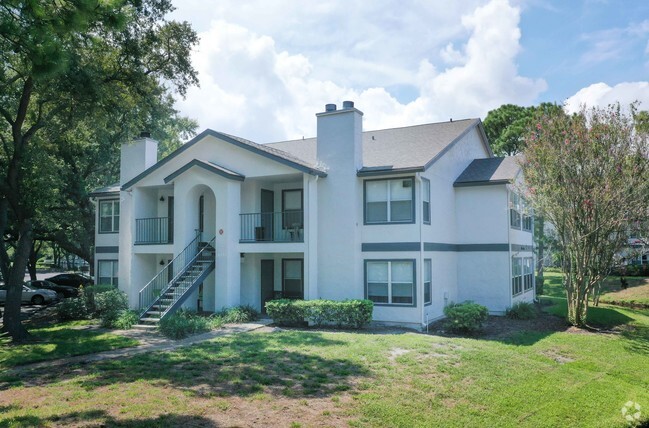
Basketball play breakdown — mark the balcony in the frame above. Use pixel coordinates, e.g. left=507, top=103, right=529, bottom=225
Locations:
left=135, top=217, right=173, bottom=245
left=240, top=211, right=303, bottom=243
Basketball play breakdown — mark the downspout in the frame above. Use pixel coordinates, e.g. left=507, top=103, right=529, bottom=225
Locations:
left=507, top=186, right=513, bottom=310
left=416, top=173, right=425, bottom=330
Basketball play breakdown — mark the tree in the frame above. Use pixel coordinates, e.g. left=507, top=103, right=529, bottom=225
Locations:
left=521, top=104, right=649, bottom=326
left=0, top=0, right=198, bottom=341
left=484, top=103, right=563, bottom=156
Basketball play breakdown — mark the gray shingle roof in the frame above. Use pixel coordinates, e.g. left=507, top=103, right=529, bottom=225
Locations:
left=266, top=118, right=485, bottom=174
left=89, top=183, right=120, bottom=197
left=453, top=156, right=522, bottom=187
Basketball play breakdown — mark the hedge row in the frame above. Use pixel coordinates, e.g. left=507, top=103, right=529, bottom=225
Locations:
left=265, top=299, right=373, bottom=329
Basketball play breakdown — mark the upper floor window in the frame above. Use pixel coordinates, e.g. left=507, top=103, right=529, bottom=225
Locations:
left=365, top=178, right=415, bottom=224
left=99, top=200, right=119, bottom=233
left=422, top=178, right=431, bottom=224
left=510, top=192, right=521, bottom=229
left=282, top=189, right=303, bottom=229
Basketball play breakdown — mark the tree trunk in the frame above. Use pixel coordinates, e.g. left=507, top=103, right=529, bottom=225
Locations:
left=1, top=220, right=33, bottom=342
left=27, top=241, right=41, bottom=281
left=536, top=217, right=545, bottom=277
left=565, top=272, right=589, bottom=327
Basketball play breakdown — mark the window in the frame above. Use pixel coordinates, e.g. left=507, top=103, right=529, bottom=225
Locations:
left=365, top=178, right=414, bottom=224
left=424, top=259, right=432, bottom=305
left=510, top=192, right=521, bottom=229
left=366, top=260, right=415, bottom=305
left=99, top=200, right=119, bottom=233
left=422, top=178, right=431, bottom=224
left=98, top=260, right=118, bottom=286
left=512, top=257, right=523, bottom=296
left=282, top=189, right=303, bottom=229
left=198, top=195, right=204, bottom=233
left=521, top=199, right=533, bottom=231
left=523, top=257, right=534, bottom=291
left=282, top=259, right=303, bottom=299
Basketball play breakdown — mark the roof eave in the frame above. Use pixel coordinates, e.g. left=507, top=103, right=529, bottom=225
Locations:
left=453, top=179, right=511, bottom=188
left=356, top=166, right=425, bottom=177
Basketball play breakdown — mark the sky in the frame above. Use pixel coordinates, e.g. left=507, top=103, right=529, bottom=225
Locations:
left=169, top=0, right=649, bottom=143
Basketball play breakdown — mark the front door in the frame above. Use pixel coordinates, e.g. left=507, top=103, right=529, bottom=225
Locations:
left=260, top=259, right=275, bottom=313
left=260, top=189, right=274, bottom=241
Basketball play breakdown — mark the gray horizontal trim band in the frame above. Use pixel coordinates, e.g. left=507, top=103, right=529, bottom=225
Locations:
left=511, top=244, right=534, bottom=252
left=362, top=242, right=421, bottom=252
left=357, top=166, right=425, bottom=177
left=425, top=242, right=510, bottom=252
left=362, top=242, right=510, bottom=252
left=96, top=246, right=119, bottom=254
left=88, top=191, right=120, bottom=198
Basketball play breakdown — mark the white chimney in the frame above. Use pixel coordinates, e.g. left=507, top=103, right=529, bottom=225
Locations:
left=120, top=132, right=158, bottom=185
left=315, top=101, right=363, bottom=301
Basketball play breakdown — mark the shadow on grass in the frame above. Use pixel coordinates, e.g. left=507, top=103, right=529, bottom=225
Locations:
left=0, top=409, right=219, bottom=428
left=1, top=331, right=369, bottom=398
left=0, top=327, right=138, bottom=370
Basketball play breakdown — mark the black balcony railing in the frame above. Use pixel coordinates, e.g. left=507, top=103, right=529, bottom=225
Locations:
left=135, top=217, right=173, bottom=245
left=240, top=211, right=303, bottom=242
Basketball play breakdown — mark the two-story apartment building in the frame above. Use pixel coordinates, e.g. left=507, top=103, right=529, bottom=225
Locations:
left=91, top=101, right=534, bottom=328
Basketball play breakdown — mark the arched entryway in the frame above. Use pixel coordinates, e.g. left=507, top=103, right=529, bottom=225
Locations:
left=182, top=184, right=217, bottom=312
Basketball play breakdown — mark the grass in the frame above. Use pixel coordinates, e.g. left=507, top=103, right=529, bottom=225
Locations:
left=0, top=305, right=647, bottom=427
left=0, top=320, right=139, bottom=371
left=543, top=270, right=649, bottom=308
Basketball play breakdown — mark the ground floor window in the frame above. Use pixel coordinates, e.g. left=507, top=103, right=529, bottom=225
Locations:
left=523, top=257, right=534, bottom=291
left=512, top=257, right=522, bottom=296
left=365, top=259, right=415, bottom=305
left=424, top=259, right=432, bottom=305
left=98, top=260, right=118, bottom=286
left=282, top=259, right=303, bottom=299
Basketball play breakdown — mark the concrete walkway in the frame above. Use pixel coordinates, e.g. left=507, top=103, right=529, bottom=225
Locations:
left=5, top=319, right=274, bottom=376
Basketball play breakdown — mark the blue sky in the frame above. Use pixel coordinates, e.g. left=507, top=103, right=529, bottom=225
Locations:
left=170, top=0, right=649, bottom=142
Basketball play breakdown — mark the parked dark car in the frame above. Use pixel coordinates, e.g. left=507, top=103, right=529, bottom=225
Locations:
left=47, top=273, right=94, bottom=288
left=25, top=280, right=78, bottom=299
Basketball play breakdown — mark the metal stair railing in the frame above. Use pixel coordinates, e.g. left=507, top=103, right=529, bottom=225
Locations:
left=138, top=231, right=202, bottom=316
left=157, top=236, right=216, bottom=319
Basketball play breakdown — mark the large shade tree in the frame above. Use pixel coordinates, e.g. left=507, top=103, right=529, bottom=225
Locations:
left=521, top=104, right=649, bottom=326
left=0, top=0, right=198, bottom=341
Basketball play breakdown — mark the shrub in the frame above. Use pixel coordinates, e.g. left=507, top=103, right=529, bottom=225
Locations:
left=58, top=297, right=90, bottom=321
left=216, top=305, right=260, bottom=323
left=443, top=301, right=489, bottom=333
left=265, top=299, right=308, bottom=327
left=159, top=310, right=210, bottom=339
left=265, top=299, right=373, bottom=329
left=505, top=302, right=538, bottom=320
left=113, top=310, right=140, bottom=330
left=94, top=289, right=129, bottom=328
left=83, top=284, right=118, bottom=314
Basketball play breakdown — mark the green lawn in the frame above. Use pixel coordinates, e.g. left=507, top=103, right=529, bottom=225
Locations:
left=0, top=321, right=139, bottom=371
left=0, top=307, right=647, bottom=427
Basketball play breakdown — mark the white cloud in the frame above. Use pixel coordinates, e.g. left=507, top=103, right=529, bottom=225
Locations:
left=174, top=0, right=547, bottom=142
left=564, top=82, right=649, bottom=113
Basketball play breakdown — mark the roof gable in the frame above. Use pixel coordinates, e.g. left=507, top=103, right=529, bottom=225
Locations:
left=164, top=159, right=245, bottom=184
left=121, top=129, right=326, bottom=190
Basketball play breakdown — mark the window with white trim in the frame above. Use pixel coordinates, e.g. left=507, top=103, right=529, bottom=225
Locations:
left=98, top=260, right=118, bottom=286
left=99, top=200, right=119, bottom=233
left=422, top=178, right=430, bottom=224
left=522, top=199, right=533, bottom=231
left=365, top=178, right=414, bottom=224
left=510, top=192, right=521, bottom=229
left=523, top=257, right=534, bottom=291
left=424, top=259, right=432, bottom=305
left=366, top=260, right=415, bottom=305
left=512, top=257, right=523, bottom=296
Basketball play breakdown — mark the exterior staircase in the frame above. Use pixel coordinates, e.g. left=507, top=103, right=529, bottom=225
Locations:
left=135, top=234, right=215, bottom=328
